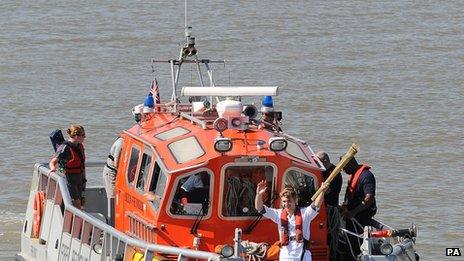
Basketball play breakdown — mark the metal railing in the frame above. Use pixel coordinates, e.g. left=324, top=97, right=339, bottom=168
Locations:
left=34, top=163, right=225, bottom=261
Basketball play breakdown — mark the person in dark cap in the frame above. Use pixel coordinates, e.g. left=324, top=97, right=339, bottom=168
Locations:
left=341, top=157, right=377, bottom=225
left=315, top=151, right=343, bottom=207
left=341, top=156, right=377, bottom=260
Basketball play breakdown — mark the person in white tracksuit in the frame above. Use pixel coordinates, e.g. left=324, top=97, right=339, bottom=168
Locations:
left=102, top=137, right=123, bottom=224
left=255, top=180, right=328, bottom=261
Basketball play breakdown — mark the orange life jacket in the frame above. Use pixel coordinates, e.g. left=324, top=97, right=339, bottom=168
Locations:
left=65, top=143, right=85, bottom=174
left=346, top=164, right=370, bottom=197
left=280, top=207, right=302, bottom=246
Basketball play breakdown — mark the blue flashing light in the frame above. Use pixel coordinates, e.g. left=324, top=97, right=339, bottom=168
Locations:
left=262, top=96, right=273, bottom=108
left=144, top=94, right=155, bottom=108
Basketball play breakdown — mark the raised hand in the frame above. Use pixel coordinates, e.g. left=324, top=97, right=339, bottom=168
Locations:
left=313, top=182, right=331, bottom=209
left=256, top=180, right=267, bottom=196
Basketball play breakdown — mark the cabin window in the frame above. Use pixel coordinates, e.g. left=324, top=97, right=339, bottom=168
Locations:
left=283, top=168, right=317, bottom=208
left=147, top=163, right=167, bottom=210
left=168, top=136, right=205, bottom=164
left=222, top=165, right=274, bottom=217
left=127, top=146, right=141, bottom=186
left=170, top=170, right=211, bottom=216
left=155, top=127, right=190, bottom=141
left=136, top=151, right=152, bottom=192
left=286, top=141, right=310, bottom=162
left=149, top=163, right=162, bottom=193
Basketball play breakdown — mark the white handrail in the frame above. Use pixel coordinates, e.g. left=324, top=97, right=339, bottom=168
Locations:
left=36, top=164, right=224, bottom=260
left=181, top=86, right=279, bottom=97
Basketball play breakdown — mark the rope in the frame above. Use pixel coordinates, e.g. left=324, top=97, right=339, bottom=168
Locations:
left=240, top=178, right=257, bottom=214
left=241, top=240, right=269, bottom=261
left=337, top=217, right=364, bottom=260
left=326, top=205, right=341, bottom=259
left=226, top=176, right=257, bottom=216
left=225, top=176, right=241, bottom=216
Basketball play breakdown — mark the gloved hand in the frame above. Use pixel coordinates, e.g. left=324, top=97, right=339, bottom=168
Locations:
left=342, top=210, right=353, bottom=219
left=340, top=205, right=352, bottom=219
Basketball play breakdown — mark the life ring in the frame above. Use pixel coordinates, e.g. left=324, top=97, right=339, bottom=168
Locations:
left=32, top=191, right=45, bottom=238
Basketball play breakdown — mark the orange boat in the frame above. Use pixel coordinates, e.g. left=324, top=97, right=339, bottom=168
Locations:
left=17, top=15, right=419, bottom=261
left=112, top=25, right=330, bottom=259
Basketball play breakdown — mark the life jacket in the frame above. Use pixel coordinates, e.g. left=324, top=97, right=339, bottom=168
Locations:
left=280, top=207, right=303, bottom=246
left=346, top=164, right=370, bottom=199
left=64, top=142, right=85, bottom=174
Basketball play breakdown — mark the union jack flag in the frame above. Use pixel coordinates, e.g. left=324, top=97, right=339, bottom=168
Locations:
left=150, top=78, right=160, bottom=103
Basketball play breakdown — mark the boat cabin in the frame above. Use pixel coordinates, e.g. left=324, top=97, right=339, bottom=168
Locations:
left=114, top=111, right=329, bottom=258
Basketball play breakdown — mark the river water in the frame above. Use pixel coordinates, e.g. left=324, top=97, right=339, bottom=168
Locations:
left=1, top=1, right=463, bottom=260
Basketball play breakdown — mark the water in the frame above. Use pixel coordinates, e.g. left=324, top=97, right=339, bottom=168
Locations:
left=1, top=1, right=463, bottom=259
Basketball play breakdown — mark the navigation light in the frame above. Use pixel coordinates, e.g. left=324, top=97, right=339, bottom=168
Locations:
left=261, top=96, right=274, bottom=113
left=143, top=94, right=155, bottom=113
left=380, top=242, right=393, bottom=255
left=220, top=245, right=234, bottom=258
left=269, top=137, right=287, bottom=151
left=214, top=137, right=232, bottom=152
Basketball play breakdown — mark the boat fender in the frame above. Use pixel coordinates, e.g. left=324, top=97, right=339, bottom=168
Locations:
left=132, top=252, right=144, bottom=261
left=266, top=241, right=280, bottom=260
left=32, top=191, right=46, bottom=238
left=132, top=252, right=162, bottom=261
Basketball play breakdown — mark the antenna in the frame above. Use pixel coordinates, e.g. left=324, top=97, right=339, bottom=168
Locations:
left=184, top=0, right=188, bottom=29
left=182, top=0, right=196, bottom=59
